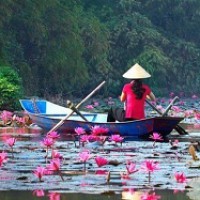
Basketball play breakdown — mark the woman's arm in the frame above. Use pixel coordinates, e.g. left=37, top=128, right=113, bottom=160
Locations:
left=120, top=92, right=126, bottom=102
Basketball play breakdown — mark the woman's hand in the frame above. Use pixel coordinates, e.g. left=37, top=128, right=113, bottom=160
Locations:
left=147, top=92, right=156, bottom=101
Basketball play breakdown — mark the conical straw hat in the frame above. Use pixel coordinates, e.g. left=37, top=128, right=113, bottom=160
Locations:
left=122, top=63, right=151, bottom=79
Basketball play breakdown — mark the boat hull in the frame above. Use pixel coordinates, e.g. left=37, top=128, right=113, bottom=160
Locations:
left=28, top=113, right=154, bottom=138
left=153, top=117, right=182, bottom=136
left=20, top=99, right=184, bottom=139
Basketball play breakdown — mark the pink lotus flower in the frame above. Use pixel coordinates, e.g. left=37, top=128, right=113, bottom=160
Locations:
left=141, top=192, right=161, bottom=200
left=80, top=134, right=104, bottom=146
left=126, top=161, right=138, bottom=174
left=160, top=98, right=165, bottom=103
left=192, top=94, right=198, bottom=99
left=156, top=105, right=163, bottom=111
left=5, top=137, right=16, bottom=157
left=86, top=135, right=98, bottom=142
left=109, top=134, right=124, bottom=143
left=149, top=132, right=163, bottom=148
left=78, top=150, right=91, bottom=171
left=194, top=112, right=200, bottom=120
left=184, top=110, right=194, bottom=118
left=141, top=160, right=160, bottom=182
left=51, top=150, right=63, bottom=160
left=174, top=172, right=187, bottom=183
left=85, top=105, right=94, bottom=110
left=75, top=127, right=86, bottom=135
left=0, top=152, right=7, bottom=160
left=171, top=106, right=182, bottom=113
left=47, top=158, right=61, bottom=171
left=91, top=125, right=109, bottom=136
left=47, top=158, right=64, bottom=181
left=0, top=152, right=8, bottom=167
left=179, top=100, right=185, bottom=106
left=80, top=135, right=89, bottom=146
left=5, top=137, right=16, bottom=147
left=33, top=166, right=47, bottom=182
left=95, top=156, right=108, bottom=167
left=98, top=136, right=107, bottom=144
left=47, top=131, right=60, bottom=140
left=141, top=160, right=160, bottom=173
left=41, top=137, right=54, bottom=148
left=0, top=110, right=13, bottom=123
left=150, top=132, right=163, bottom=141
left=88, top=135, right=107, bottom=145
left=48, top=192, right=61, bottom=200
left=41, top=137, right=55, bottom=158
left=15, top=116, right=26, bottom=125
left=32, top=190, right=45, bottom=197
left=93, top=101, right=99, bottom=107
left=79, top=150, right=91, bottom=163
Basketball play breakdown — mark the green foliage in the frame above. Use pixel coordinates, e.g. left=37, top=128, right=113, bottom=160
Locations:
left=78, top=8, right=111, bottom=94
left=0, top=66, right=23, bottom=110
left=1, top=0, right=200, bottom=102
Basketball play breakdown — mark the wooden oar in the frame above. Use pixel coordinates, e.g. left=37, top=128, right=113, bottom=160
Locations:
left=66, top=100, right=89, bottom=122
left=47, top=81, right=106, bottom=133
left=162, top=96, right=179, bottom=116
left=146, top=96, right=179, bottom=117
left=146, top=98, right=188, bottom=135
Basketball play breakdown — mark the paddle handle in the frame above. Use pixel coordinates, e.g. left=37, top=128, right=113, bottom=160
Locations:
left=47, top=81, right=106, bottom=133
left=76, top=81, right=106, bottom=108
left=162, top=96, right=179, bottom=116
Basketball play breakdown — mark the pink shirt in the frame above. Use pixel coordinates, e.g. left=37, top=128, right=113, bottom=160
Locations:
left=122, top=82, right=151, bottom=119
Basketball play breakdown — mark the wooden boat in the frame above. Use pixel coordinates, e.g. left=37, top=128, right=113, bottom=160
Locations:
left=19, top=99, right=183, bottom=139
left=19, top=98, right=98, bottom=121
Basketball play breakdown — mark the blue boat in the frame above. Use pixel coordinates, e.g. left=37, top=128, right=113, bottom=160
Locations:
left=19, top=99, right=183, bottom=139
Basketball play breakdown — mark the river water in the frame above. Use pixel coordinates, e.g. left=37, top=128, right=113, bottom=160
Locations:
left=0, top=124, right=200, bottom=200
left=1, top=97, right=200, bottom=199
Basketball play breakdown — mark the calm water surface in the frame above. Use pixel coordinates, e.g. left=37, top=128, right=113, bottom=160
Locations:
left=0, top=126, right=200, bottom=200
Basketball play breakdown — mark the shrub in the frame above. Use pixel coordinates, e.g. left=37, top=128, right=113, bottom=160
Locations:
left=0, top=66, right=23, bottom=110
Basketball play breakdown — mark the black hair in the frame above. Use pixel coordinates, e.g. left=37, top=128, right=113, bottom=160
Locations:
left=131, top=79, right=146, bottom=99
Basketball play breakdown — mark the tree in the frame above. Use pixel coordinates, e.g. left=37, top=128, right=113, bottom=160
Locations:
left=1, top=0, right=200, bottom=101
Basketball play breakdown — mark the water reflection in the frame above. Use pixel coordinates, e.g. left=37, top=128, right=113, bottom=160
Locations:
left=0, top=127, right=42, bottom=142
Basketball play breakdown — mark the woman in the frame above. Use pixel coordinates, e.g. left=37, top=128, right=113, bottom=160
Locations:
left=107, top=63, right=155, bottom=122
